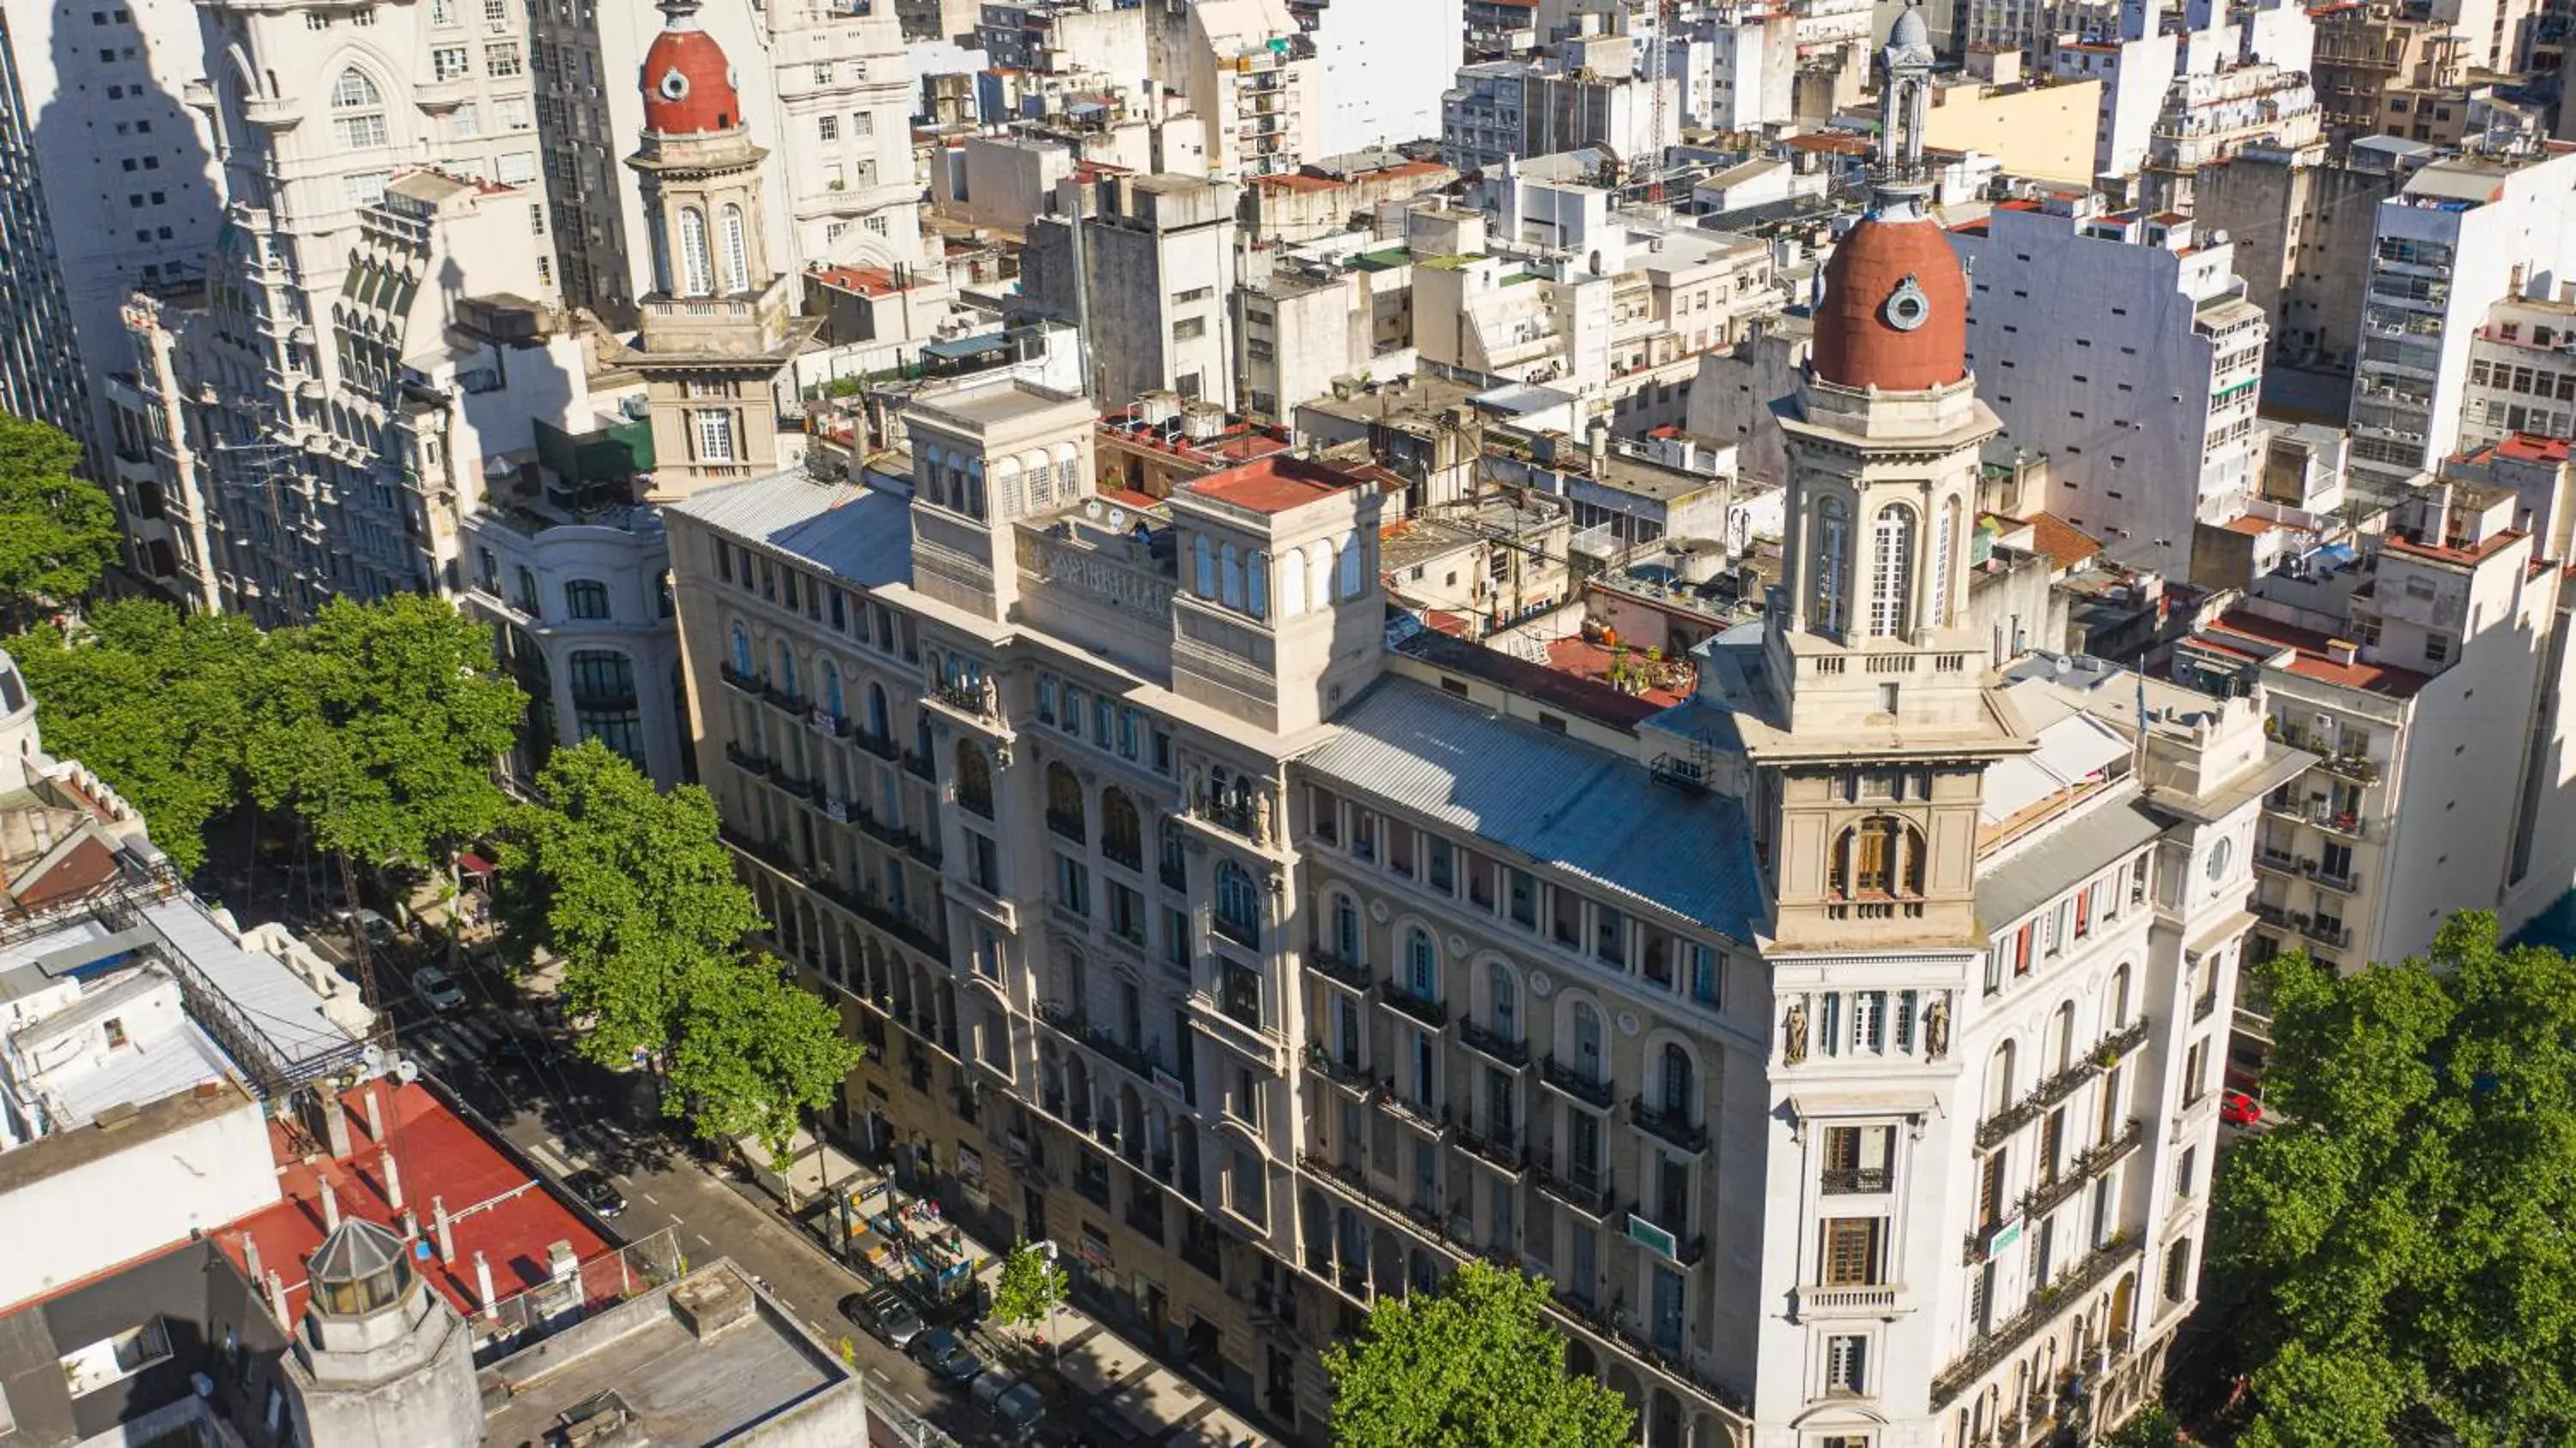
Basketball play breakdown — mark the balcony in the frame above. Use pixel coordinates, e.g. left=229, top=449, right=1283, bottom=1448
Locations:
left=2017, top=1117, right=2144, bottom=1224
left=2312, top=749, right=2380, bottom=785
left=1377, top=979, right=1449, bottom=1031
left=1932, top=1235, right=2144, bottom=1406
left=720, top=661, right=765, bottom=697
left=1376, top=1082, right=1450, bottom=1138
left=723, top=740, right=769, bottom=775
left=1630, top=1096, right=1709, bottom=1156
left=1453, top=1117, right=1529, bottom=1177
left=1542, top=1295, right=1750, bottom=1419
left=1530, top=1142, right=1618, bottom=1220
left=2303, top=917, right=2354, bottom=950
left=1539, top=1055, right=1616, bottom=1111
left=1973, top=1017, right=2149, bottom=1150
left=1303, top=1043, right=1376, bottom=1096
left=1820, top=1166, right=1892, bottom=1196
left=925, top=678, right=1006, bottom=733
left=1305, top=946, right=1372, bottom=993
left=1792, top=1283, right=1902, bottom=1318
left=1458, top=1018, right=1531, bottom=1069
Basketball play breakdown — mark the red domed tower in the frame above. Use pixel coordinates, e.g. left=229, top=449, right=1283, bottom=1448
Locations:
left=626, top=0, right=814, bottom=499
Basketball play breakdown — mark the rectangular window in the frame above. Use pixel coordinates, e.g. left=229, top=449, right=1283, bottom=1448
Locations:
left=483, top=41, right=521, bottom=76
left=1055, top=855, right=1090, bottom=916
left=1174, top=316, right=1206, bottom=341
left=433, top=46, right=469, bottom=80
left=1820, top=1218, right=1883, bottom=1286
left=1825, top=1334, right=1868, bottom=1395
left=695, top=409, right=736, bottom=461
left=1108, top=881, right=1145, bottom=945
left=1036, top=675, right=1056, bottom=725
left=818, top=113, right=840, bottom=142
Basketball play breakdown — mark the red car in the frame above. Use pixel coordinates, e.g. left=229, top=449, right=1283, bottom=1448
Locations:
left=2221, top=1090, right=2263, bottom=1127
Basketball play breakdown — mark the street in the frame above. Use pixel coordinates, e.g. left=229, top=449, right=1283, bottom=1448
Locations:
left=320, top=920, right=1201, bottom=1448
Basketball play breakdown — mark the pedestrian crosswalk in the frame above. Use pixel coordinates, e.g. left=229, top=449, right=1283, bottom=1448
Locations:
left=406, top=1014, right=500, bottom=1067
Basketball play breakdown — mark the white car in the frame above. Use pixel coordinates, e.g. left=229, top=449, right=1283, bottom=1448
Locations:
left=413, top=966, right=466, bottom=1012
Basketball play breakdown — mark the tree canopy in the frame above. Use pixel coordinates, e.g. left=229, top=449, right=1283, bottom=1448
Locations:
left=244, top=594, right=521, bottom=874
left=1323, top=1260, right=1635, bottom=1448
left=4, top=600, right=264, bottom=873
left=500, top=740, right=860, bottom=1155
left=2214, top=911, right=2576, bottom=1447
left=990, top=1238, right=1067, bottom=1337
left=0, top=414, right=117, bottom=618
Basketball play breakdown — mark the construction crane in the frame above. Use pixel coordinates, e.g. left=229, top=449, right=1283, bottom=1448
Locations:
left=1639, top=0, right=1673, bottom=203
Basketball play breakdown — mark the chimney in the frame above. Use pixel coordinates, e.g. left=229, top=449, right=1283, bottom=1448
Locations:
left=1586, top=416, right=1609, bottom=474
left=2326, top=638, right=2360, bottom=665
left=363, top=1086, right=384, bottom=1142
left=319, top=1177, right=340, bottom=1231
left=381, top=1151, right=404, bottom=1213
left=242, top=1233, right=264, bottom=1285
left=320, top=1092, right=352, bottom=1159
left=433, top=1196, right=454, bottom=1262
left=473, top=1252, right=499, bottom=1320
left=265, top=1270, right=290, bottom=1327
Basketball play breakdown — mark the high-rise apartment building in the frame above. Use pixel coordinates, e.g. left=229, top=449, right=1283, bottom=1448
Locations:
left=660, top=20, right=2267, bottom=1446
left=0, top=0, right=220, bottom=476
left=2348, top=145, right=2576, bottom=498
left=1948, top=194, right=2268, bottom=582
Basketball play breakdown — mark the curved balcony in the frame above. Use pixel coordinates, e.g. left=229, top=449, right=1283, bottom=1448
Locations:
left=1539, top=1055, right=1615, bottom=1111
left=1630, top=1096, right=1708, bottom=1156
left=1974, top=1017, right=2150, bottom=1150
left=1459, top=1017, right=1530, bottom=1069
left=1933, top=1235, right=2144, bottom=1407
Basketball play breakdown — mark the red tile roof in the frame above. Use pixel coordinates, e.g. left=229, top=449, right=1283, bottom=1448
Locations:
left=216, top=1081, right=610, bottom=1326
left=2021, top=513, right=2105, bottom=569
left=2496, top=433, right=2570, bottom=464
left=2383, top=526, right=2524, bottom=568
left=2202, top=610, right=2433, bottom=697
left=1187, top=454, right=1366, bottom=514
left=808, top=264, right=911, bottom=297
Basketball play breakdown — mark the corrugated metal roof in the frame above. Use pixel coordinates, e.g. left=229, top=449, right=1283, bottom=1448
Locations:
left=1296, top=680, right=1766, bottom=941
left=1976, top=799, right=2166, bottom=928
left=666, top=471, right=915, bottom=589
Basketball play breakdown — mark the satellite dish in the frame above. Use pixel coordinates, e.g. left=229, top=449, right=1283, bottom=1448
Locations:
left=1084, top=499, right=1106, bottom=520
left=1106, top=508, right=1128, bottom=529
left=361, top=1043, right=389, bottom=1078
left=394, top=1057, right=420, bottom=1085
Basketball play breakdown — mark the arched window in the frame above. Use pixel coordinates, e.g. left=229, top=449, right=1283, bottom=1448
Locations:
left=1221, top=544, right=1243, bottom=609
left=955, top=739, right=993, bottom=818
left=1869, top=503, right=1917, bottom=639
left=822, top=661, right=845, bottom=721
left=1159, top=817, right=1186, bottom=885
left=1930, top=496, right=1960, bottom=630
left=677, top=207, right=714, bottom=296
left=1403, top=928, right=1437, bottom=999
left=1331, top=892, right=1360, bottom=961
left=772, top=641, right=799, bottom=700
left=1986, top=1041, right=2017, bottom=1115
left=1215, top=861, right=1262, bottom=948
left=1194, top=535, right=1214, bottom=598
left=2047, top=1001, right=2076, bottom=1074
left=1308, top=543, right=1333, bottom=613
left=1572, top=1001, right=1604, bottom=1080
left=719, top=204, right=750, bottom=293
left=1660, top=1043, right=1695, bottom=1118
left=1830, top=815, right=1923, bottom=898
left=1100, top=788, right=1142, bottom=869
left=1337, top=532, right=1364, bottom=598
left=1811, top=496, right=1850, bottom=635
left=563, top=578, right=611, bottom=620
left=1489, top=963, right=1517, bottom=1043
left=729, top=623, right=754, bottom=678
left=866, top=682, right=890, bottom=741
left=1280, top=551, right=1307, bottom=616
left=330, top=68, right=386, bottom=150
left=1248, top=552, right=1269, bottom=619
left=1045, top=762, right=1086, bottom=843
left=964, top=459, right=986, bottom=519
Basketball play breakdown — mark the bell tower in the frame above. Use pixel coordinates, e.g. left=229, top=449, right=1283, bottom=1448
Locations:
left=1700, top=0, right=2030, bottom=954
left=623, top=0, right=814, bottom=500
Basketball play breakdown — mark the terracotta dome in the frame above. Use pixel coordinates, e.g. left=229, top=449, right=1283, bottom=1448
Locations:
left=641, top=27, right=739, bottom=136
left=1809, top=212, right=1970, bottom=393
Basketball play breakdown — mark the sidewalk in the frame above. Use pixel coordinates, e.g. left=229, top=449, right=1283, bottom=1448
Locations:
left=741, top=1164, right=1281, bottom=1448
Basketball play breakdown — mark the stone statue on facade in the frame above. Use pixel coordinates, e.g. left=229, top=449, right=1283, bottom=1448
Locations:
left=1254, top=790, right=1274, bottom=845
left=1783, top=1000, right=1809, bottom=1064
left=979, top=674, right=999, bottom=721
left=1925, top=993, right=1951, bottom=1062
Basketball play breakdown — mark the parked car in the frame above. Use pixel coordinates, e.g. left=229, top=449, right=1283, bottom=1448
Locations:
left=970, top=1366, right=1047, bottom=1441
left=412, top=966, right=466, bottom=1012
left=841, top=1288, right=924, bottom=1349
left=331, top=907, right=399, bottom=949
left=2221, top=1089, right=2263, bottom=1128
left=565, top=1169, right=626, bottom=1219
left=909, top=1327, right=985, bottom=1388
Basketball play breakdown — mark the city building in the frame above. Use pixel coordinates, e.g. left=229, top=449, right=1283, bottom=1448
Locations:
left=2311, top=1, right=2470, bottom=147
left=2190, top=134, right=2430, bottom=374
left=1442, top=36, right=1683, bottom=174
left=2175, top=475, right=2576, bottom=991
left=1947, top=193, right=2269, bottom=582
left=2454, top=292, right=2576, bottom=451
left=1297, top=0, right=1467, bottom=155
left=1177, top=0, right=1322, bottom=180
left=655, top=17, right=2257, bottom=1445
left=2139, top=62, right=2324, bottom=210
left=2347, top=144, right=2576, bottom=497
left=1022, top=173, right=1243, bottom=410
left=0, top=0, right=218, bottom=473
left=526, top=0, right=924, bottom=325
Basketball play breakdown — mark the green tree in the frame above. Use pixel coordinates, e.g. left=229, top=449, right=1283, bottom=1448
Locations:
left=991, top=1238, right=1067, bottom=1341
left=245, top=595, right=521, bottom=913
left=2105, top=1403, right=2184, bottom=1448
left=4, top=599, right=266, bottom=873
left=0, top=413, right=117, bottom=618
left=500, top=740, right=860, bottom=1157
left=1323, top=1259, right=1635, bottom=1448
left=2215, top=911, right=2576, bottom=1447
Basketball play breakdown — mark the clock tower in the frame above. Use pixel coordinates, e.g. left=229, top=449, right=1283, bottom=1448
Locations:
left=1701, top=0, right=2032, bottom=956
